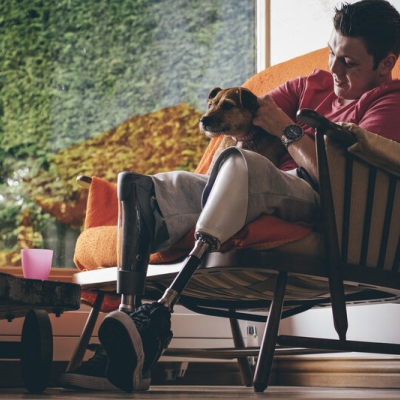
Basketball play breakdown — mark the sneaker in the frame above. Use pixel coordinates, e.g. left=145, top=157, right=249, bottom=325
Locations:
left=59, top=346, right=150, bottom=391
left=98, top=302, right=173, bottom=392
left=131, top=302, right=173, bottom=373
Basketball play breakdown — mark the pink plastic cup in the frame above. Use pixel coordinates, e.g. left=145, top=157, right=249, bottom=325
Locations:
left=21, top=249, right=53, bottom=280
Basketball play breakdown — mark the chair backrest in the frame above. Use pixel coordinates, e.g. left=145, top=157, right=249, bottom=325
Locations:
left=326, top=137, right=400, bottom=271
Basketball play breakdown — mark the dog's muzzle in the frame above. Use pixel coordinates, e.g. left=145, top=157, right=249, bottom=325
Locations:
left=200, top=116, right=212, bottom=128
left=200, top=116, right=218, bottom=137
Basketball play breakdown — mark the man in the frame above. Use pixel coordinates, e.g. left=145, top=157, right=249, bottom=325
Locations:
left=60, top=0, right=400, bottom=392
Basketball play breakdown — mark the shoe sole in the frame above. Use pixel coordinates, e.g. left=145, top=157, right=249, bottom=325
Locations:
left=98, top=311, right=146, bottom=392
left=59, top=372, right=121, bottom=391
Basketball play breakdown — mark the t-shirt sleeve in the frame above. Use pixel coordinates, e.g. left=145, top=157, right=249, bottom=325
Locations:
left=268, top=76, right=305, bottom=120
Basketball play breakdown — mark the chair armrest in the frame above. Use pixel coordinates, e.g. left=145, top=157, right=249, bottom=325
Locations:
left=297, top=109, right=356, bottom=146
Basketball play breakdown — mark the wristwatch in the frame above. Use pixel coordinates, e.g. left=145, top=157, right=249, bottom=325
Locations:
left=281, top=124, right=303, bottom=148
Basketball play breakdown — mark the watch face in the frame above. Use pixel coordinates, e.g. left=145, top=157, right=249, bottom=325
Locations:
left=284, top=124, right=303, bottom=140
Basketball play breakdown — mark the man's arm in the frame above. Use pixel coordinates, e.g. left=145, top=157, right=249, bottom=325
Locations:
left=253, top=94, right=319, bottom=182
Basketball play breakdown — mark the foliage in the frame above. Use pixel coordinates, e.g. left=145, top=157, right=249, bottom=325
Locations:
left=0, top=0, right=255, bottom=159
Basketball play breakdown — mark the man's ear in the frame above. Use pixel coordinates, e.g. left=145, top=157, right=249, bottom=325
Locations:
left=239, top=88, right=259, bottom=111
left=379, top=53, right=397, bottom=76
left=208, top=87, right=222, bottom=100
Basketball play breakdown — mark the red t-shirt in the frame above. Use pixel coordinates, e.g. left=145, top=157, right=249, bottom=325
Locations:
left=269, top=69, right=400, bottom=170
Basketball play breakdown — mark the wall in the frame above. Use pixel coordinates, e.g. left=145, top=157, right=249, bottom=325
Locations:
left=270, top=0, right=400, bottom=65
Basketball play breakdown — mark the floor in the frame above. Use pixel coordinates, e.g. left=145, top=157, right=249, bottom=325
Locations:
left=1, top=386, right=400, bottom=399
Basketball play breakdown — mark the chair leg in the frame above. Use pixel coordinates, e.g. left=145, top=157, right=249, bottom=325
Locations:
left=65, top=291, right=105, bottom=372
left=229, top=317, right=253, bottom=387
left=253, top=271, right=287, bottom=393
left=328, top=267, right=348, bottom=341
left=315, top=129, right=348, bottom=341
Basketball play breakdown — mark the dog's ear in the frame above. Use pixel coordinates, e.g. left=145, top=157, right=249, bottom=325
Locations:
left=238, top=88, right=259, bottom=111
left=208, top=87, right=222, bottom=100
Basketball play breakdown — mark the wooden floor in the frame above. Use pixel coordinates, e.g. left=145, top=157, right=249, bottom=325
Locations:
left=1, top=386, right=400, bottom=399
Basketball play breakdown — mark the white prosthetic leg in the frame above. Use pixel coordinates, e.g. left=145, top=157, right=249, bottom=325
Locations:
left=159, top=152, right=249, bottom=310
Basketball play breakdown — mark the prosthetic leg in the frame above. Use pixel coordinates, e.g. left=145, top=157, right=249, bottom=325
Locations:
left=117, top=171, right=156, bottom=313
left=159, top=152, right=249, bottom=311
left=117, top=152, right=249, bottom=313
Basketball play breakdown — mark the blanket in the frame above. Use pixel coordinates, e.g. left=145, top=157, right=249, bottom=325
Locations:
left=343, top=123, right=400, bottom=178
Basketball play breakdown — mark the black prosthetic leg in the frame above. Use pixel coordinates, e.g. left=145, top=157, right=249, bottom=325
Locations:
left=117, top=171, right=156, bottom=313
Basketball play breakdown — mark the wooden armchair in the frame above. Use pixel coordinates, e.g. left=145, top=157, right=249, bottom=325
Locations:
left=68, top=108, right=400, bottom=392
left=66, top=49, right=400, bottom=392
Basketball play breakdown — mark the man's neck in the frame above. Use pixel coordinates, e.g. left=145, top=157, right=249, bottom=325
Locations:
left=339, top=98, right=355, bottom=106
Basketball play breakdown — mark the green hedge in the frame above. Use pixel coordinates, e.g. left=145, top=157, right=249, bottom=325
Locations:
left=0, top=0, right=255, bottom=161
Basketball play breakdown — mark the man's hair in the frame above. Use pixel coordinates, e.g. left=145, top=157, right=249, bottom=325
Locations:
left=334, top=0, right=400, bottom=69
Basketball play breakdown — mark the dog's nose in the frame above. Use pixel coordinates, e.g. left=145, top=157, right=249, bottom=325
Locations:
left=200, top=116, right=211, bottom=126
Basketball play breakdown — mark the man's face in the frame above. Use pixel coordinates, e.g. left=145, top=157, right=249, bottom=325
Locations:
left=328, top=30, right=382, bottom=103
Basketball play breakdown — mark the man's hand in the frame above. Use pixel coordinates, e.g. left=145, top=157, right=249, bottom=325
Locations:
left=252, top=94, right=294, bottom=138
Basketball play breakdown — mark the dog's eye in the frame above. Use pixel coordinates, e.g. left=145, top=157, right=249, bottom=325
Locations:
left=222, top=102, right=233, bottom=110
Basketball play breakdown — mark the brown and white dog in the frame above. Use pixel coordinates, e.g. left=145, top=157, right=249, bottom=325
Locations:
left=199, top=87, right=286, bottom=174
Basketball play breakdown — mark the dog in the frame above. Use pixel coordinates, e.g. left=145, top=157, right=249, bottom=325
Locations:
left=199, top=87, right=286, bottom=174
